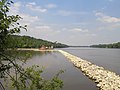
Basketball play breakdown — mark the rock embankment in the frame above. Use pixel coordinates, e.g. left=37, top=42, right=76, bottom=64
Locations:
left=58, top=50, right=120, bottom=90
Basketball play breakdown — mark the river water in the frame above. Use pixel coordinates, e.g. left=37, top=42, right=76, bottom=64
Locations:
left=22, top=47, right=120, bottom=90
left=62, top=47, right=120, bottom=75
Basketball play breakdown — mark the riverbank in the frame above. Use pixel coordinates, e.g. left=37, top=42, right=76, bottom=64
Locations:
left=17, top=48, right=58, bottom=52
left=17, top=48, right=120, bottom=89
left=58, top=50, right=120, bottom=90
left=16, top=48, right=97, bottom=90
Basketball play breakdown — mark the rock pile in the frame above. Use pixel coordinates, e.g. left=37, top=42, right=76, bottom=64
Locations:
left=58, top=50, right=120, bottom=90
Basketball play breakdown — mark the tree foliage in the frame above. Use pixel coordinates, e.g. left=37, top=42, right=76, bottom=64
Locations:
left=8, top=35, right=68, bottom=48
left=0, top=0, right=27, bottom=51
left=14, top=66, right=63, bottom=90
left=90, top=42, right=120, bottom=48
left=0, top=0, right=63, bottom=90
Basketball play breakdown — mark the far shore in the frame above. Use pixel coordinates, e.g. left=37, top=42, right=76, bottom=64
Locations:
left=16, top=48, right=58, bottom=52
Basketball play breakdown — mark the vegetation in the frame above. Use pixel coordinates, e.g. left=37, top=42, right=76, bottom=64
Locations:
left=8, top=35, right=68, bottom=48
left=90, top=42, right=120, bottom=48
left=0, top=0, right=63, bottom=90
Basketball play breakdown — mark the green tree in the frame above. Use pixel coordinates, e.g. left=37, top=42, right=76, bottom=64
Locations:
left=7, top=35, right=68, bottom=48
left=91, top=42, right=120, bottom=48
left=0, top=0, right=63, bottom=90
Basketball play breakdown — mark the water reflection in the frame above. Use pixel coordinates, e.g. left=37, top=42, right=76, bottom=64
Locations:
left=3, top=48, right=120, bottom=90
left=4, top=50, right=54, bottom=63
left=23, top=51, right=97, bottom=90
left=3, top=50, right=97, bottom=90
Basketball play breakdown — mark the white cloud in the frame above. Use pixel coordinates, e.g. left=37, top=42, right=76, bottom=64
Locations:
left=36, top=25, right=50, bottom=30
left=62, top=28, right=68, bottom=31
left=95, top=12, right=103, bottom=16
left=25, top=25, right=61, bottom=39
left=20, top=23, right=61, bottom=40
left=58, top=10, right=71, bottom=16
left=19, top=14, right=39, bottom=26
left=26, top=2, right=47, bottom=13
left=69, top=28, right=96, bottom=38
left=58, top=10, right=88, bottom=16
left=71, top=28, right=88, bottom=32
left=96, top=12, right=120, bottom=23
left=9, top=2, right=39, bottom=27
left=85, top=34, right=96, bottom=36
left=28, top=2, right=36, bottom=6
left=73, top=22, right=88, bottom=25
left=9, top=2, right=61, bottom=40
left=9, top=2, right=21, bottom=14
left=35, top=25, right=60, bottom=34
left=98, top=23, right=120, bottom=30
left=96, top=12, right=120, bottom=31
left=46, top=4, right=57, bottom=9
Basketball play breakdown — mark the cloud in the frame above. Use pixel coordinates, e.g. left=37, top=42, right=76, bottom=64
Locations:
left=70, top=28, right=96, bottom=37
left=58, top=10, right=88, bottom=16
left=24, top=25, right=61, bottom=39
left=46, top=4, right=57, bottom=9
left=19, top=14, right=39, bottom=26
left=35, top=25, right=52, bottom=32
left=27, top=2, right=36, bottom=6
left=96, top=12, right=120, bottom=23
left=98, top=23, right=120, bottom=30
left=71, top=28, right=88, bottom=32
left=72, top=22, right=88, bottom=25
left=35, top=25, right=60, bottom=34
left=95, top=12, right=120, bottom=30
left=58, top=10, right=71, bottom=16
left=9, top=2, right=21, bottom=14
left=26, top=2, right=47, bottom=13
left=85, top=34, right=96, bottom=36
left=9, top=1, right=61, bottom=41
left=9, top=2, right=39, bottom=27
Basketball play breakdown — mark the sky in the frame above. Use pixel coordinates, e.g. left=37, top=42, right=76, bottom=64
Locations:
left=9, top=0, right=120, bottom=46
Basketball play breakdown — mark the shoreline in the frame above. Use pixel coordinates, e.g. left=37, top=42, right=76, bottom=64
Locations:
left=16, top=48, right=120, bottom=89
left=58, top=50, right=120, bottom=90
left=17, top=48, right=58, bottom=52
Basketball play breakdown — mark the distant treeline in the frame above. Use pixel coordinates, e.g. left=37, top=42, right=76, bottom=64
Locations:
left=90, top=42, right=120, bottom=48
left=8, top=35, right=68, bottom=48
left=69, top=46, right=89, bottom=47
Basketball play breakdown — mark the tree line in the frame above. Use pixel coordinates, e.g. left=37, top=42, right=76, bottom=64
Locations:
left=90, top=42, right=120, bottom=48
left=8, top=35, right=68, bottom=48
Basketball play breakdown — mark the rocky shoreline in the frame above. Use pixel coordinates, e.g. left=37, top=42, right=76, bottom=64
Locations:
left=58, top=50, right=120, bottom=90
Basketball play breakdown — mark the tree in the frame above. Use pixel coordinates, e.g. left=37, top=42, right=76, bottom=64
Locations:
left=90, top=42, right=120, bottom=48
left=0, top=0, right=27, bottom=51
left=0, top=0, right=63, bottom=90
left=7, top=35, right=68, bottom=48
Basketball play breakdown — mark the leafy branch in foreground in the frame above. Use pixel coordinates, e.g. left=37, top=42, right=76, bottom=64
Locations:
left=12, top=66, right=64, bottom=90
left=0, top=0, right=27, bottom=51
left=0, top=51, right=64, bottom=90
left=0, top=0, right=63, bottom=90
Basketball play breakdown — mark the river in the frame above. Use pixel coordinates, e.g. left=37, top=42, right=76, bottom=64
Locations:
left=61, top=47, right=120, bottom=75
left=19, top=47, right=120, bottom=90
